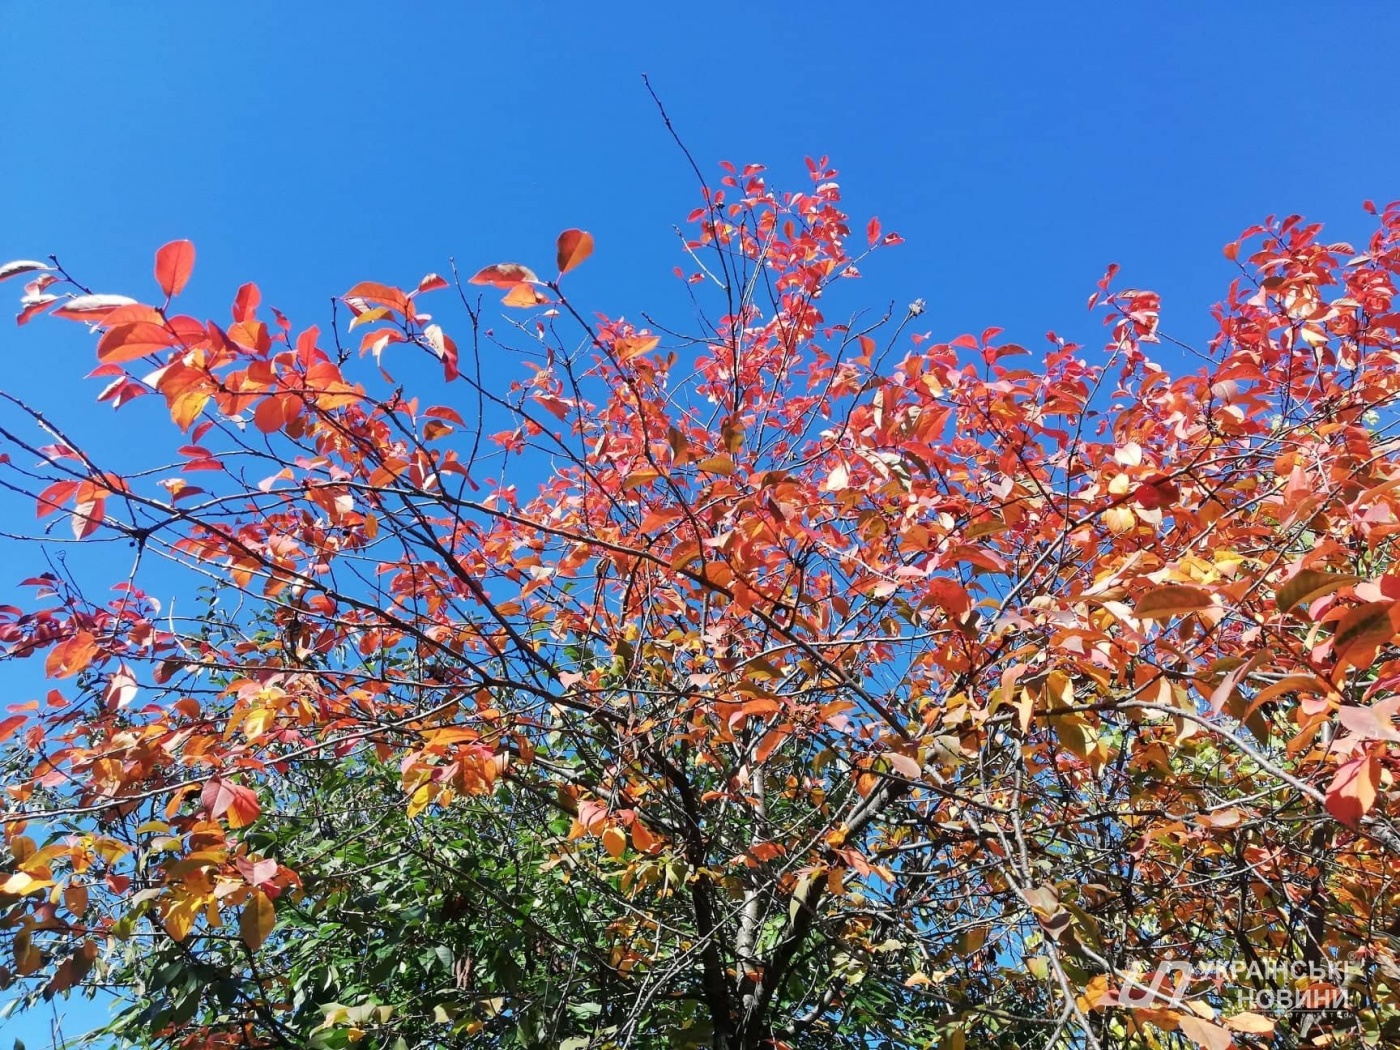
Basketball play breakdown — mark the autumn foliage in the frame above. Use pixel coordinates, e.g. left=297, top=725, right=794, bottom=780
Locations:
left=3, top=159, right=1400, bottom=1049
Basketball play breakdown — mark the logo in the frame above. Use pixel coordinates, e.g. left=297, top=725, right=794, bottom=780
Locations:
left=1116, top=958, right=1358, bottom=1015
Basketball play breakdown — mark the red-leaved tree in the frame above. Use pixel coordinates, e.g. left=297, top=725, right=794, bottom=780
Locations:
left=2, top=158, right=1400, bottom=1050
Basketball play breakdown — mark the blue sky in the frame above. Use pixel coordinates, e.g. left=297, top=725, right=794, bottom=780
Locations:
left=2, top=1, right=1398, bottom=1044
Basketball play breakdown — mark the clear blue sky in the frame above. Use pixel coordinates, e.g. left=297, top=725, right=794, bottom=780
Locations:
left=2, top=2, right=1398, bottom=1044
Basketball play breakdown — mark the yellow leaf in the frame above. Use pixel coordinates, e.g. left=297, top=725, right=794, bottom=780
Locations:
left=2, top=872, right=36, bottom=895
left=240, top=889, right=275, bottom=951
left=347, top=305, right=391, bottom=330
left=621, top=469, right=662, bottom=491
left=1101, top=506, right=1136, bottom=534
left=407, top=783, right=436, bottom=819
left=243, top=706, right=275, bottom=742
left=696, top=455, right=735, bottom=476
left=163, top=898, right=199, bottom=941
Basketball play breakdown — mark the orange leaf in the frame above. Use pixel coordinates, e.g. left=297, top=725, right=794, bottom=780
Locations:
left=97, top=321, right=179, bottom=363
left=253, top=397, right=286, bottom=435
left=469, top=263, right=539, bottom=289
left=601, top=826, right=627, bottom=858
left=631, top=820, right=660, bottom=853
left=1331, top=600, right=1400, bottom=673
left=154, top=240, right=195, bottom=298
left=202, top=779, right=261, bottom=828
left=616, top=335, right=660, bottom=362
left=343, top=281, right=409, bottom=314
left=502, top=283, right=550, bottom=308
left=696, top=455, right=735, bottom=476
left=46, top=632, right=99, bottom=679
left=556, top=229, right=594, bottom=274
left=1133, top=585, right=1213, bottom=621
left=754, top=727, right=790, bottom=765
left=1325, top=751, right=1380, bottom=826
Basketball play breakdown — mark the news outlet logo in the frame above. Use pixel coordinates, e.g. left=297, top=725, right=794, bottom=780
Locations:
left=1118, top=958, right=1357, bottom=1013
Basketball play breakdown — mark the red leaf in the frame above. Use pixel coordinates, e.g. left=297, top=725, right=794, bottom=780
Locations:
left=253, top=397, right=286, bottom=434
left=232, top=283, right=260, bottom=323
left=97, top=321, right=179, bottom=363
left=100, top=304, right=167, bottom=328
left=36, top=480, right=79, bottom=518
left=103, top=667, right=138, bottom=710
left=17, top=295, right=60, bottom=325
left=1325, top=752, right=1380, bottom=827
left=343, top=281, right=409, bottom=314
left=154, top=240, right=195, bottom=298
left=1133, top=475, right=1179, bottom=510
left=423, top=324, right=459, bottom=381
left=866, top=217, right=881, bottom=247
left=556, top=230, right=594, bottom=274
left=416, top=272, right=448, bottom=295
left=202, top=779, right=261, bottom=828
left=72, top=497, right=105, bottom=539
left=469, top=263, right=539, bottom=289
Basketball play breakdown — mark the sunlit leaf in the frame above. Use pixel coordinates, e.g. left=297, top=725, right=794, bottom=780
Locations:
left=556, top=229, right=594, bottom=274
left=468, top=263, right=539, bottom=288
left=154, top=240, right=195, bottom=298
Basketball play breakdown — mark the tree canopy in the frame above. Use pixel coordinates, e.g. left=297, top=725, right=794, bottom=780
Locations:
left=2, top=159, right=1400, bottom=1050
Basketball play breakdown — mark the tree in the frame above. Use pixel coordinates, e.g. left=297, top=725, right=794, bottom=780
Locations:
left=1, top=156, right=1400, bottom=1050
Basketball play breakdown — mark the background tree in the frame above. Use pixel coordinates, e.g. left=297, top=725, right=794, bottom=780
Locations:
left=1, top=158, right=1400, bottom=1050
